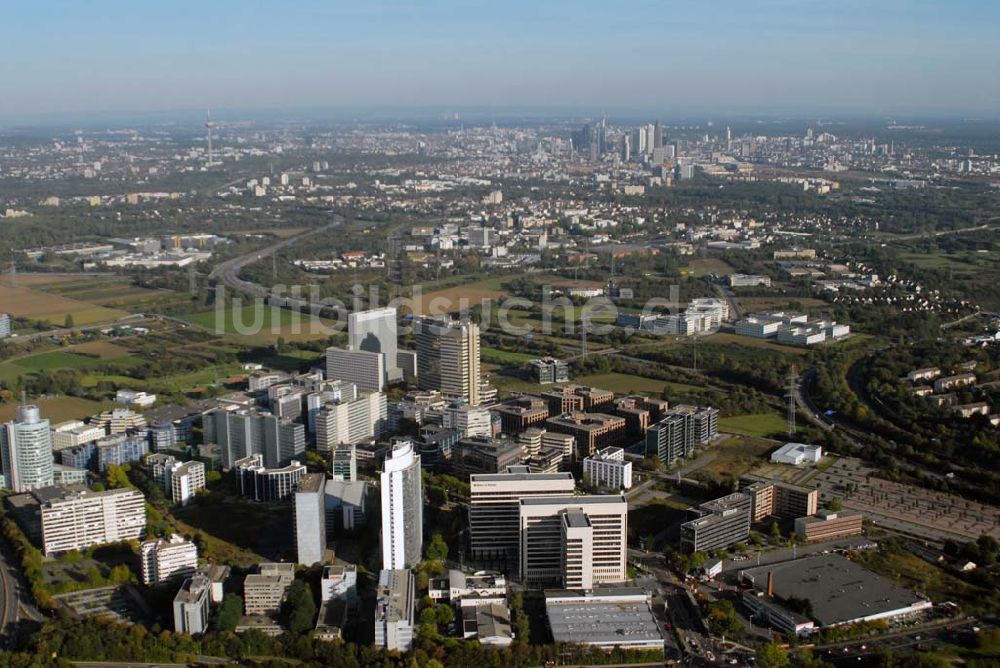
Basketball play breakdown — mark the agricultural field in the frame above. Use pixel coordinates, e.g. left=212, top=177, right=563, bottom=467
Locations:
left=739, top=296, right=830, bottom=312
left=414, top=276, right=510, bottom=315
left=178, top=305, right=339, bottom=343
left=0, top=396, right=114, bottom=423
left=685, top=257, right=734, bottom=277
left=0, top=282, right=128, bottom=326
left=576, top=372, right=702, bottom=396
left=718, top=412, right=787, bottom=437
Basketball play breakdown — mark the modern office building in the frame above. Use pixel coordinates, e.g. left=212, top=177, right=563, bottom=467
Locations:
left=771, top=442, right=823, bottom=466
left=95, top=432, right=148, bottom=472
left=519, top=495, right=628, bottom=587
left=582, top=446, right=633, bottom=490
left=141, top=534, right=198, bottom=585
left=244, top=563, right=296, bottom=615
left=529, top=357, right=569, bottom=384
left=0, top=313, right=10, bottom=338
left=203, top=408, right=305, bottom=469
left=325, top=347, right=386, bottom=392
left=1, top=405, right=54, bottom=492
left=331, top=444, right=357, bottom=481
left=50, top=420, right=105, bottom=450
left=295, top=473, right=327, bottom=566
left=741, top=476, right=819, bottom=521
left=540, top=387, right=584, bottom=415
left=10, top=485, right=147, bottom=555
left=326, top=478, right=369, bottom=533
left=89, top=408, right=147, bottom=435
left=173, top=573, right=212, bottom=635
left=443, top=400, right=492, bottom=438
left=314, top=392, right=387, bottom=452
left=645, top=405, right=719, bottom=467
left=348, top=307, right=401, bottom=383
left=169, top=460, right=206, bottom=506
left=452, top=436, right=524, bottom=476
left=233, top=455, right=307, bottom=502
left=380, top=440, right=423, bottom=570
left=374, top=569, right=416, bottom=652
left=468, top=470, right=575, bottom=561
left=544, top=412, right=627, bottom=459
left=492, top=395, right=549, bottom=435
left=416, top=317, right=481, bottom=406
left=680, top=492, right=752, bottom=553
left=794, top=511, right=864, bottom=542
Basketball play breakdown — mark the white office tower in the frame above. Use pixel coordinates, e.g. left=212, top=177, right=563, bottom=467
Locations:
left=380, top=440, right=423, bottom=570
left=306, top=380, right=358, bottom=433
left=519, top=495, right=627, bottom=588
left=169, top=460, right=206, bottom=506
left=374, top=569, right=416, bottom=652
left=203, top=408, right=305, bottom=470
left=1, top=405, right=54, bottom=492
left=326, top=347, right=385, bottom=392
left=295, top=473, right=327, bottom=566
left=443, top=400, right=491, bottom=438
left=349, top=307, right=402, bottom=382
left=314, top=392, right=387, bottom=452
left=140, top=534, right=198, bottom=585
left=416, top=317, right=481, bottom=406
left=173, top=573, right=211, bottom=635
left=468, top=471, right=575, bottom=562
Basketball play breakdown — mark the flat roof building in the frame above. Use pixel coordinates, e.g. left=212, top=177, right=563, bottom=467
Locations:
left=582, top=446, right=632, bottom=491
left=173, top=574, right=211, bottom=635
left=374, top=569, right=416, bottom=652
left=794, top=511, right=864, bottom=542
left=771, top=442, right=823, bottom=466
left=544, top=588, right=663, bottom=652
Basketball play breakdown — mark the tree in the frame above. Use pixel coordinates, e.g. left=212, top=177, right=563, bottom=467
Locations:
left=64, top=314, right=74, bottom=328
left=425, top=532, right=449, bottom=561
left=827, top=497, right=843, bottom=512
left=283, top=580, right=317, bottom=635
left=756, top=641, right=790, bottom=668
left=213, top=594, right=243, bottom=632
left=511, top=591, right=530, bottom=644
left=705, top=600, right=741, bottom=637
left=770, top=521, right=782, bottom=542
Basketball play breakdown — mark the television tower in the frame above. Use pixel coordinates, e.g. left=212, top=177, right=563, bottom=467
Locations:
left=205, top=108, right=215, bottom=166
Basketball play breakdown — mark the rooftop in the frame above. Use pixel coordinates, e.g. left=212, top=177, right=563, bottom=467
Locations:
left=740, top=554, right=930, bottom=627
left=545, top=588, right=661, bottom=647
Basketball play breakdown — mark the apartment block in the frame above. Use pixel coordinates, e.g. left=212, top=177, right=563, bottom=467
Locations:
left=244, top=563, right=296, bottom=615
left=582, top=446, right=633, bottom=490
left=173, top=573, right=211, bottom=635
left=141, top=534, right=198, bottom=585
left=234, top=455, right=307, bottom=502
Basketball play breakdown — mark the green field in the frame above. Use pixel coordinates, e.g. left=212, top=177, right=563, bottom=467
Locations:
left=12, top=351, right=109, bottom=371
left=576, top=372, right=701, bottom=396
left=481, top=347, right=538, bottom=364
left=719, top=413, right=787, bottom=437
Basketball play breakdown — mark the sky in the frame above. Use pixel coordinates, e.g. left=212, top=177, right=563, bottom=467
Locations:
left=1, top=0, right=998, bottom=122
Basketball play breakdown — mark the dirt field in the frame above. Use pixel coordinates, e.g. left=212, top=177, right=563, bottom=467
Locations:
left=0, top=283, right=128, bottom=325
left=0, top=396, right=114, bottom=423
left=412, top=279, right=510, bottom=316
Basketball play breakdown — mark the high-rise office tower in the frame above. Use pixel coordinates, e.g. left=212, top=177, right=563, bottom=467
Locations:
left=653, top=120, right=664, bottom=149
left=380, top=440, right=423, bottom=570
left=0, top=405, right=54, bottom=492
left=416, top=317, right=481, bottom=406
left=349, top=307, right=401, bottom=382
left=295, top=473, right=327, bottom=566
left=203, top=408, right=305, bottom=469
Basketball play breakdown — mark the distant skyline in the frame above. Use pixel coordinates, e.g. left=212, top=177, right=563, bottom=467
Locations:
left=2, top=0, right=998, bottom=123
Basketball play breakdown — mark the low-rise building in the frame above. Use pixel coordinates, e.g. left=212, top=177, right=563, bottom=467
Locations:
left=244, top=563, right=295, bottom=615
left=374, top=569, right=415, bottom=652
left=794, top=511, right=864, bottom=542
left=582, top=446, right=632, bottom=490
left=529, top=357, right=569, bottom=384
left=544, top=588, right=663, bottom=652
left=680, top=493, right=752, bottom=553
left=771, top=442, right=822, bottom=466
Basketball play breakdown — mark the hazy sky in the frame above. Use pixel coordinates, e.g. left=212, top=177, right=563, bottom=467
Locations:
left=2, top=0, right=998, bottom=121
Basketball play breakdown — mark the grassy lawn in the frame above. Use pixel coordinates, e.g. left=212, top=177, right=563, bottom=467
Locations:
left=705, top=332, right=808, bottom=355
left=696, top=434, right=779, bottom=481
left=719, top=413, right=787, bottom=437
left=628, top=498, right=690, bottom=544
left=12, top=350, right=110, bottom=371
left=481, top=347, right=537, bottom=364
left=172, top=491, right=289, bottom=565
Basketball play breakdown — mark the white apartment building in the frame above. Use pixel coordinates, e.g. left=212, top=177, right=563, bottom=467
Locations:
left=468, top=471, right=575, bottom=561
left=141, top=534, right=198, bottom=585
left=35, top=486, right=146, bottom=555
left=582, top=446, right=633, bottom=490
left=169, top=460, right=206, bottom=506
left=519, top=495, right=627, bottom=588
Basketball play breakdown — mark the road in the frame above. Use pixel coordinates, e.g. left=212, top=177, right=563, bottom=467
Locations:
left=0, top=545, right=18, bottom=644
left=209, top=216, right=342, bottom=308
